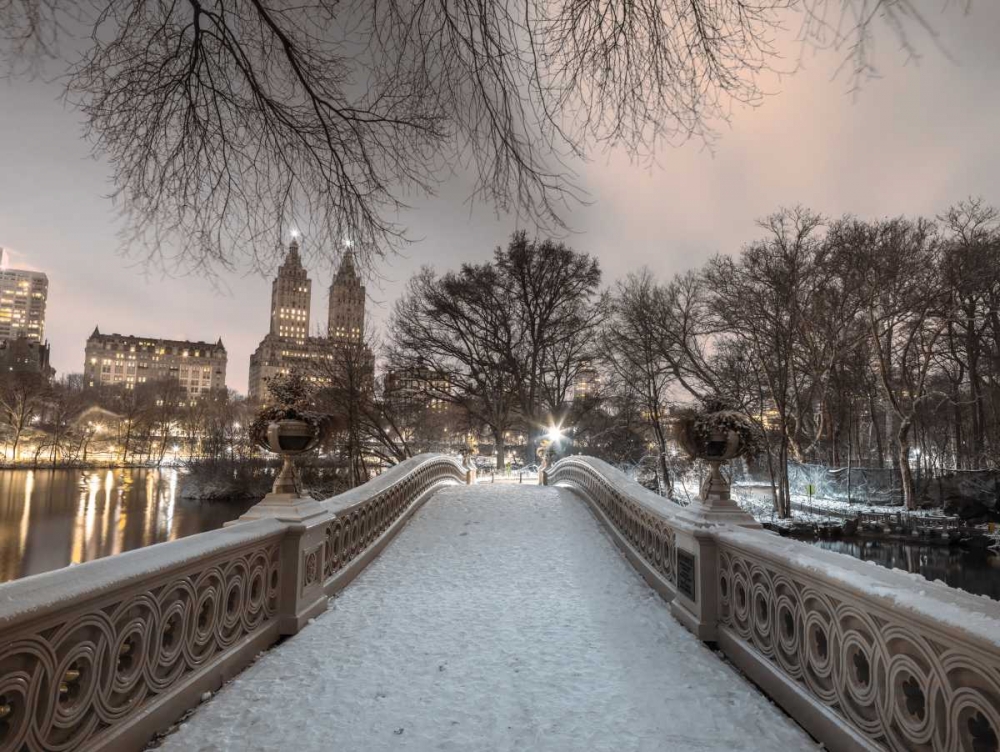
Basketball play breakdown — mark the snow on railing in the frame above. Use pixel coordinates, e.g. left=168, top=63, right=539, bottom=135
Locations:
left=0, top=453, right=469, bottom=752
left=546, top=455, right=1000, bottom=752
left=0, top=519, right=286, bottom=752
left=317, top=454, right=468, bottom=590
left=716, top=529, right=1000, bottom=752
left=544, top=456, right=683, bottom=592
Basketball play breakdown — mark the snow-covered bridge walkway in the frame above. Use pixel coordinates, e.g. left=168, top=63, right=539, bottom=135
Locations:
left=159, top=484, right=814, bottom=751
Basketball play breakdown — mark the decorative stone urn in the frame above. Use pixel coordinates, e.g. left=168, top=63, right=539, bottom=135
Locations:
left=239, top=374, right=330, bottom=523
left=696, top=427, right=741, bottom=506
left=538, top=447, right=556, bottom=485
left=674, top=398, right=761, bottom=527
left=461, top=447, right=477, bottom=485
left=263, top=418, right=323, bottom=496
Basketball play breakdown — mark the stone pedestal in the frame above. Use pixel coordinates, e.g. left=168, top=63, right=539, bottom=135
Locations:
left=237, top=493, right=329, bottom=524
left=678, top=460, right=761, bottom=529
left=230, top=493, right=332, bottom=635
left=231, top=461, right=333, bottom=635
left=274, top=516, right=330, bottom=634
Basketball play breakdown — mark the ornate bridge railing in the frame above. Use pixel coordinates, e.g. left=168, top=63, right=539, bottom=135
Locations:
left=544, top=456, right=722, bottom=638
left=0, top=520, right=285, bottom=752
left=545, top=456, right=1000, bottom=752
left=0, top=453, right=468, bottom=752
left=317, top=454, right=469, bottom=593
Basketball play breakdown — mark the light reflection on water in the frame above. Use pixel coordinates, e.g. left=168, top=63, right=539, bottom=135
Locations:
left=813, top=538, right=1000, bottom=602
left=0, top=469, right=256, bottom=583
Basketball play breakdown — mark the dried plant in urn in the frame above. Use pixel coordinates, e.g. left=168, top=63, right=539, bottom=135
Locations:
left=250, top=373, right=330, bottom=496
left=674, top=396, right=762, bottom=510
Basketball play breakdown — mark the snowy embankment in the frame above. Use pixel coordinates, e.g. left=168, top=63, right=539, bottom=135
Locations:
left=156, top=485, right=815, bottom=752
left=732, top=486, right=953, bottom=529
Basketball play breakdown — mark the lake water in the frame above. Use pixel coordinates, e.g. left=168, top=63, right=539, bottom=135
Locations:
left=0, top=468, right=256, bottom=584
left=813, top=538, right=1000, bottom=602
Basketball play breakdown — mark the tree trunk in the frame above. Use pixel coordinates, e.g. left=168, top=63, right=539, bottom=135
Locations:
left=869, top=390, right=885, bottom=468
left=846, top=406, right=854, bottom=504
left=897, top=419, right=917, bottom=510
left=966, top=310, right=985, bottom=465
left=779, top=439, right=791, bottom=518
left=952, top=387, right=964, bottom=469
left=826, top=399, right=840, bottom=466
left=653, top=422, right=672, bottom=497
left=494, top=429, right=505, bottom=474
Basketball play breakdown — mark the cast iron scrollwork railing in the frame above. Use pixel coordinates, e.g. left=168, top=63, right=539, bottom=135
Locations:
left=545, top=456, right=677, bottom=588
left=319, top=454, right=467, bottom=585
left=550, top=455, right=1000, bottom=752
left=717, top=536, right=1000, bottom=752
left=0, top=522, right=284, bottom=752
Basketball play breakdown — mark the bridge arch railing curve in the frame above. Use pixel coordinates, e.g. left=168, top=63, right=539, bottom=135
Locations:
left=315, top=453, right=468, bottom=592
left=0, top=453, right=468, bottom=752
left=546, top=454, right=1000, bottom=752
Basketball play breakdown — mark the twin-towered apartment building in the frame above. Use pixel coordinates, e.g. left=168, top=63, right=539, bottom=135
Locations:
left=83, top=238, right=366, bottom=400
left=246, top=237, right=367, bottom=400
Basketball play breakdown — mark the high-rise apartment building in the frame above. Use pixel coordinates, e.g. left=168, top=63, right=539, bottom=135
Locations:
left=328, top=248, right=365, bottom=342
left=248, top=238, right=369, bottom=401
left=84, top=329, right=227, bottom=396
left=0, top=261, right=48, bottom=344
left=270, top=240, right=311, bottom=342
left=572, top=367, right=601, bottom=402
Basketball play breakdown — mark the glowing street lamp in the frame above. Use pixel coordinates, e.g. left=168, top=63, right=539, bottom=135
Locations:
left=546, top=425, right=563, bottom=443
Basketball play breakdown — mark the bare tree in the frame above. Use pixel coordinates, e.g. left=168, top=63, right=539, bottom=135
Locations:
left=494, top=233, right=602, bottom=456
left=602, top=270, right=675, bottom=495
left=705, top=207, right=828, bottom=517
left=650, top=270, right=721, bottom=399
left=389, top=233, right=600, bottom=466
left=938, top=199, right=1000, bottom=467
left=1, top=0, right=956, bottom=273
left=310, top=328, right=381, bottom=486
left=390, top=265, right=519, bottom=468
left=828, top=216, right=950, bottom=509
left=0, top=371, right=49, bottom=461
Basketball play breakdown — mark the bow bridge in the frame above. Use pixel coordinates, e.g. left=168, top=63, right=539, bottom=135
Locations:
left=1, top=455, right=998, bottom=751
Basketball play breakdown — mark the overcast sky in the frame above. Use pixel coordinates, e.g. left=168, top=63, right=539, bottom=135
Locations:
left=1, top=5, right=999, bottom=394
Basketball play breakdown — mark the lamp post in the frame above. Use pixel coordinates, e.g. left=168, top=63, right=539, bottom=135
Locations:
left=538, top=424, right=563, bottom=484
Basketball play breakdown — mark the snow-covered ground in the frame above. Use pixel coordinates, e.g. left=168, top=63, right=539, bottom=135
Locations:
left=732, top=487, right=952, bottom=528
left=157, top=485, right=815, bottom=752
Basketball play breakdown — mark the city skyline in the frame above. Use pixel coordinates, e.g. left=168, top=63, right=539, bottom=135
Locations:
left=2, top=5, right=999, bottom=393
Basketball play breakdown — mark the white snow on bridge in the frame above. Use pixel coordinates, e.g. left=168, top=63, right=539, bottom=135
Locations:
left=158, top=485, right=816, bottom=751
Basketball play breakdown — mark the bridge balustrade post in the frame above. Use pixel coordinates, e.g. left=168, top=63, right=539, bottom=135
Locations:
left=665, top=530, right=721, bottom=642
left=272, top=515, right=332, bottom=634
left=237, top=487, right=333, bottom=636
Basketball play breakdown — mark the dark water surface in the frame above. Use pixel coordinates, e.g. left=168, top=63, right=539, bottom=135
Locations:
left=0, top=468, right=256, bottom=584
left=813, top=538, right=1000, bottom=602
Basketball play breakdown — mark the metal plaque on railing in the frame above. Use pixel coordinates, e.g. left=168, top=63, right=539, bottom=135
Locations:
left=676, top=549, right=696, bottom=602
